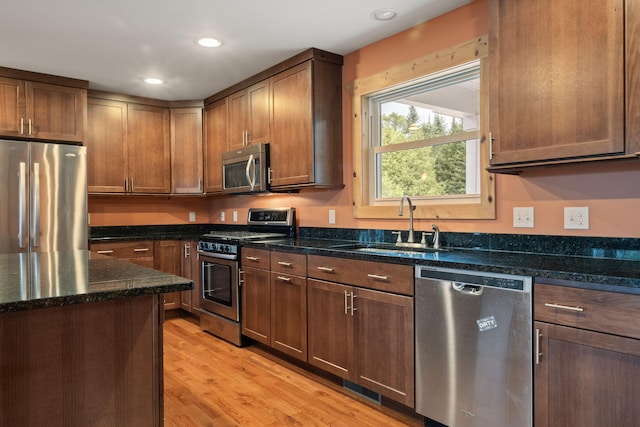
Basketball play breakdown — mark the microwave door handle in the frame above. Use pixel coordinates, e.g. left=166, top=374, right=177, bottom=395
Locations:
left=245, top=154, right=256, bottom=191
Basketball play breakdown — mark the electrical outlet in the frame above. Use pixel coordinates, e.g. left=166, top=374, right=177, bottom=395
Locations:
left=564, top=207, right=589, bottom=230
left=328, top=209, right=336, bottom=224
left=189, top=212, right=196, bottom=222
left=220, top=212, right=225, bottom=222
left=513, top=207, right=534, bottom=228
left=232, top=211, right=238, bottom=222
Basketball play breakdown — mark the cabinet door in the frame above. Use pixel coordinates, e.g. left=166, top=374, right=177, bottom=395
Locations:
left=171, top=107, right=203, bottom=194
left=241, top=266, right=271, bottom=345
left=270, top=62, right=313, bottom=187
left=355, top=287, right=414, bottom=407
left=26, top=81, right=85, bottom=142
left=534, top=321, right=640, bottom=427
left=203, top=99, right=227, bottom=193
left=154, top=240, right=182, bottom=310
left=307, top=279, right=353, bottom=379
left=228, top=90, right=247, bottom=150
left=270, top=272, right=307, bottom=361
left=0, top=77, right=25, bottom=137
left=246, top=80, right=270, bottom=145
left=489, top=0, right=624, bottom=165
left=127, top=104, right=170, bottom=193
left=86, top=98, right=127, bottom=193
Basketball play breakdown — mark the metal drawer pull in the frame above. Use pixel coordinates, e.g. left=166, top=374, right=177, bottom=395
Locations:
left=245, top=256, right=260, bottom=261
left=277, top=261, right=292, bottom=267
left=367, top=274, right=389, bottom=281
left=317, top=266, right=335, bottom=272
left=276, top=276, right=291, bottom=282
left=344, top=290, right=348, bottom=315
left=544, top=303, right=584, bottom=312
left=133, top=248, right=150, bottom=252
left=96, top=250, right=114, bottom=254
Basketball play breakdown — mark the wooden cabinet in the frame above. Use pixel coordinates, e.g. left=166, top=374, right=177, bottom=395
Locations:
left=86, top=94, right=170, bottom=194
left=90, top=240, right=154, bottom=268
left=487, top=0, right=640, bottom=171
left=269, top=57, right=343, bottom=189
left=203, top=98, right=228, bottom=193
left=153, top=240, right=183, bottom=310
left=228, top=80, right=270, bottom=150
left=534, top=283, right=640, bottom=427
left=0, top=76, right=86, bottom=143
left=204, top=49, right=343, bottom=191
left=270, top=251, right=307, bottom=361
left=241, top=247, right=271, bottom=344
left=171, top=107, right=203, bottom=194
left=307, top=255, right=414, bottom=407
left=180, top=240, right=201, bottom=314
left=127, top=104, right=171, bottom=193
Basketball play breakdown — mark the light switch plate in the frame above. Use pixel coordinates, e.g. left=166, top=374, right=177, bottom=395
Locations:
left=232, top=211, right=238, bottom=222
left=564, top=207, right=589, bottom=229
left=189, top=212, right=196, bottom=222
left=513, top=207, right=534, bottom=228
left=220, top=212, right=225, bottom=222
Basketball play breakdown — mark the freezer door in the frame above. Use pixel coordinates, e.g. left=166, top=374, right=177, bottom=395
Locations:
left=0, top=141, right=30, bottom=254
left=30, top=142, right=88, bottom=252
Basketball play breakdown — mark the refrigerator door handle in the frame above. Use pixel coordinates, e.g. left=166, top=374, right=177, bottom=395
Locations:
left=31, top=162, right=40, bottom=248
left=18, top=162, right=27, bottom=248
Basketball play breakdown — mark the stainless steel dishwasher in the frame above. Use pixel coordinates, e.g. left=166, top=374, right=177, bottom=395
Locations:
left=415, top=266, right=532, bottom=427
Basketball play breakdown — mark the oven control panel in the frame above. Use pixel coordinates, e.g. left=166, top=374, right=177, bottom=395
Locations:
left=198, top=241, right=238, bottom=255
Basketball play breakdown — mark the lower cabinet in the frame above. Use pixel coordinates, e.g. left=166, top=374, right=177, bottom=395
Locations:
left=91, top=240, right=154, bottom=268
left=153, top=240, right=182, bottom=310
left=241, top=248, right=308, bottom=362
left=241, top=248, right=271, bottom=344
left=534, top=283, right=640, bottom=427
left=307, top=255, right=414, bottom=407
left=179, top=240, right=201, bottom=315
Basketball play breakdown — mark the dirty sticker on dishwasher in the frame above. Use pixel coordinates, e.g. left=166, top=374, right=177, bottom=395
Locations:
left=476, top=316, right=498, bottom=332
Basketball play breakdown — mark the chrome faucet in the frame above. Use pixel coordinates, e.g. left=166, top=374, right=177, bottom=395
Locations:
left=398, top=196, right=415, bottom=243
left=432, top=224, right=440, bottom=249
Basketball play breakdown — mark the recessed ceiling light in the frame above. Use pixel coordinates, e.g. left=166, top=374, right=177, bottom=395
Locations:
left=197, top=38, right=222, bottom=48
left=371, top=8, right=397, bottom=21
left=144, top=78, right=163, bottom=85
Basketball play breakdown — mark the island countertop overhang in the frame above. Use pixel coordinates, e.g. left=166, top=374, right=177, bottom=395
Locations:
left=0, top=250, right=193, bottom=313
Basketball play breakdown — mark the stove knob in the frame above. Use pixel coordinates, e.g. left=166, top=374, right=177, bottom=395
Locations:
left=222, top=245, right=229, bottom=253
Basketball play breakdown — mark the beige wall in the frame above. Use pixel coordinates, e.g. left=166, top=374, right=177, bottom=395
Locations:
left=89, top=0, right=640, bottom=238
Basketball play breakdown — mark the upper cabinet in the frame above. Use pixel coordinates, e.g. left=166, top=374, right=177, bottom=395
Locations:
left=488, top=0, right=640, bottom=172
left=170, top=105, right=203, bottom=194
left=203, top=98, right=228, bottom=193
left=86, top=92, right=170, bottom=194
left=205, top=48, right=344, bottom=191
left=228, top=80, right=270, bottom=150
left=0, top=69, right=87, bottom=143
left=269, top=58, right=342, bottom=189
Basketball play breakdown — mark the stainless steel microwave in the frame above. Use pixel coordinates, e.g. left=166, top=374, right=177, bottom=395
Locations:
left=221, top=143, right=269, bottom=194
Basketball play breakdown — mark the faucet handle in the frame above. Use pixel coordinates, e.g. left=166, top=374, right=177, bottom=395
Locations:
left=391, top=231, right=402, bottom=243
left=420, top=232, right=432, bottom=245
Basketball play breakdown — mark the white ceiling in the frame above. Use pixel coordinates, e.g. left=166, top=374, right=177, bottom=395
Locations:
left=0, top=0, right=470, bottom=101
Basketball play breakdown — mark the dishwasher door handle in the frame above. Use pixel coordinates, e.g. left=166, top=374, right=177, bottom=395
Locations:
left=452, top=282, right=484, bottom=295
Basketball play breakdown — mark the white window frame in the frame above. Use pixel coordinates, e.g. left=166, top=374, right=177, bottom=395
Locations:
left=349, top=36, right=495, bottom=220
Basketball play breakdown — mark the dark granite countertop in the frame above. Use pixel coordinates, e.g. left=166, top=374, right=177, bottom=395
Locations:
left=0, top=251, right=192, bottom=313
left=244, top=238, right=640, bottom=295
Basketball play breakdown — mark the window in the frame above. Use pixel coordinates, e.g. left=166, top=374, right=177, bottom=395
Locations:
left=351, top=37, right=494, bottom=219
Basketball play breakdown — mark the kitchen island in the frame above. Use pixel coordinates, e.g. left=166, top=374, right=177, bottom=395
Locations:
left=0, top=250, right=192, bottom=427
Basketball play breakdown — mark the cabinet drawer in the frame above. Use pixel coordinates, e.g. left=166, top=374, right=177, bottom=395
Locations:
left=91, top=240, right=154, bottom=258
left=535, top=283, right=640, bottom=340
left=242, top=247, right=270, bottom=270
left=271, top=251, right=306, bottom=276
left=307, top=255, right=413, bottom=295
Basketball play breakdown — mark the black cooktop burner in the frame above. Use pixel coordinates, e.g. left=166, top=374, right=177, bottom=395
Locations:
left=201, top=231, right=287, bottom=241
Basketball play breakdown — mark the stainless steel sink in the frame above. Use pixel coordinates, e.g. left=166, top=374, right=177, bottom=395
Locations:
left=329, top=243, right=444, bottom=257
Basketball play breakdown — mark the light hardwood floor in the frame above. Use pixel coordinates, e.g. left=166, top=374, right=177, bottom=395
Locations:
left=163, top=316, right=423, bottom=426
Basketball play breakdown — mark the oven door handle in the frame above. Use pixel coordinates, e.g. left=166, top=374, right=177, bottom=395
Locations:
left=197, top=250, right=237, bottom=261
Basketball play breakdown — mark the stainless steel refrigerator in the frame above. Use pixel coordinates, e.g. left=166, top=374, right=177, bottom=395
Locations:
left=0, top=140, right=88, bottom=254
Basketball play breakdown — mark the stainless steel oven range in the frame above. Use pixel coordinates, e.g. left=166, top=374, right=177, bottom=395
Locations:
left=197, top=207, right=295, bottom=346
